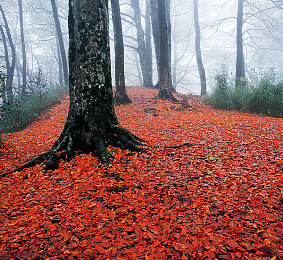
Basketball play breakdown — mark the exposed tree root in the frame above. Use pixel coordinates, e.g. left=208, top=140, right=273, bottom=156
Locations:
left=0, top=125, right=145, bottom=179
left=114, top=92, right=132, bottom=105
left=0, top=152, right=48, bottom=178
left=164, top=142, right=195, bottom=149
left=158, top=89, right=178, bottom=102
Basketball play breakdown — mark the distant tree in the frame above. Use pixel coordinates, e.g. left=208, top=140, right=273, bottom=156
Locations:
left=0, top=5, right=16, bottom=103
left=18, top=0, right=27, bottom=98
left=50, top=0, right=69, bottom=86
left=55, top=34, right=63, bottom=86
left=145, top=0, right=153, bottom=88
left=130, top=0, right=153, bottom=88
left=193, top=0, right=206, bottom=96
left=0, top=67, right=7, bottom=148
left=111, top=0, right=131, bottom=105
left=236, top=0, right=245, bottom=87
left=166, top=0, right=173, bottom=91
left=149, top=0, right=160, bottom=85
left=157, top=0, right=176, bottom=101
left=43, top=0, right=142, bottom=169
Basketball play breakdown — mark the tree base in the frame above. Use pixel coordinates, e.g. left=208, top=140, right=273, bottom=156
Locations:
left=114, top=92, right=132, bottom=105
left=158, top=89, right=178, bottom=102
left=1, top=124, right=145, bottom=178
left=45, top=121, right=144, bottom=170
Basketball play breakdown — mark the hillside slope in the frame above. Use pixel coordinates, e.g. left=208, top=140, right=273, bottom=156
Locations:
left=0, top=87, right=282, bottom=259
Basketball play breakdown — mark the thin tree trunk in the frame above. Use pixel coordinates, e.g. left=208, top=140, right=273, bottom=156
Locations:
left=236, top=0, right=245, bottom=87
left=130, top=0, right=153, bottom=88
left=50, top=0, right=69, bottom=86
left=172, top=37, right=178, bottom=90
left=0, top=4, right=16, bottom=103
left=193, top=0, right=206, bottom=96
left=134, top=51, right=143, bottom=86
left=157, top=0, right=176, bottom=101
left=145, top=0, right=153, bottom=89
left=149, top=0, right=160, bottom=88
left=56, top=34, right=63, bottom=85
left=16, top=59, right=22, bottom=94
left=111, top=0, right=131, bottom=105
left=165, top=0, right=174, bottom=91
left=18, top=0, right=27, bottom=98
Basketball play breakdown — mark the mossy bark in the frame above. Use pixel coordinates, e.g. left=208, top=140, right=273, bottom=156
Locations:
left=46, top=0, right=142, bottom=169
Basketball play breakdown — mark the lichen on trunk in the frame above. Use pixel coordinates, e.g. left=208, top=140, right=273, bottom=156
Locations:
left=46, top=0, right=143, bottom=169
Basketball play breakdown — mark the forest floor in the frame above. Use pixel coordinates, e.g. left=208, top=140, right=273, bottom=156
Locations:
left=0, top=87, right=282, bottom=259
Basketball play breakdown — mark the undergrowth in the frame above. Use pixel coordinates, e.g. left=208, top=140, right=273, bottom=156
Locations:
left=1, top=84, right=67, bottom=133
left=205, top=66, right=283, bottom=118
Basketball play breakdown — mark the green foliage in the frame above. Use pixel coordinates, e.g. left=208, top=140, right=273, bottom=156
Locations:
left=1, top=84, right=67, bottom=132
left=206, top=67, right=283, bottom=118
left=0, top=67, right=8, bottom=148
left=208, top=65, right=234, bottom=110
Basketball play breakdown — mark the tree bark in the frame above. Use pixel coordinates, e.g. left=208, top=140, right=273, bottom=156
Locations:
left=149, top=0, right=160, bottom=87
left=145, top=0, right=153, bottom=88
left=165, top=0, right=173, bottom=91
left=111, top=0, right=131, bottom=105
left=157, top=0, right=176, bottom=101
left=51, top=0, right=69, bottom=87
left=236, top=0, right=245, bottom=87
left=46, top=0, right=142, bottom=169
left=56, top=34, right=63, bottom=86
left=130, top=0, right=153, bottom=88
left=193, top=0, right=206, bottom=96
left=0, top=4, right=16, bottom=103
left=18, top=0, right=27, bottom=98
left=134, top=51, right=143, bottom=86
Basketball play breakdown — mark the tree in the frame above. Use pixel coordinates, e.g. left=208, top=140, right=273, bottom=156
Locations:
left=145, top=0, right=153, bottom=88
left=111, top=0, right=131, bottom=105
left=149, top=0, right=160, bottom=85
left=0, top=4, right=16, bottom=103
left=50, top=0, right=69, bottom=86
left=130, top=0, right=153, bottom=88
left=18, top=0, right=27, bottom=98
left=44, top=0, right=143, bottom=169
left=236, top=0, right=245, bottom=87
left=193, top=0, right=206, bottom=96
left=165, top=0, right=173, bottom=91
left=157, top=0, right=176, bottom=101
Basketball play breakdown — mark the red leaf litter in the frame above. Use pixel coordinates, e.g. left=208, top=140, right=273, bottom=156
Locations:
left=0, top=87, right=282, bottom=259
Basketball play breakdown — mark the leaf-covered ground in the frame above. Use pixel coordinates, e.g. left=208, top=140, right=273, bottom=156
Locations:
left=0, top=87, right=282, bottom=259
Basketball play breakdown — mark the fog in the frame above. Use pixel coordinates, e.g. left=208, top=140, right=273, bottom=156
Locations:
left=1, top=0, right=283, bottom=95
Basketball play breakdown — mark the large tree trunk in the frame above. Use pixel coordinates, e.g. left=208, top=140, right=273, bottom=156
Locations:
left=51, top=0, right=69, bottom=87
left=235, top=0, right=245, bottom=87
left=18, top=0, right=27, bottom=98
left=149, top=0, right=160, bottom=88
left=111, top=0, right=131, bottom=105
left=130, top=0, right=153, bottom=88
left=193, top=0, right=206, bottom=96
left=46, top=0, right=142, bottom=169
left=157, top=0, right=176, bottom=101
left=0, top=5, right=16, bottom=103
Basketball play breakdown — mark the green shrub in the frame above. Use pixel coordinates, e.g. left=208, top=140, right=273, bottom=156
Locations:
left=247, top=80, right=283, bottom=117
left=1, top=84, right=67, bottom=132
left=206, top=67, right=283, bottom=118
left=209, top=65, right=234, bottom=110
left=0, top=67, right=7, bottom=147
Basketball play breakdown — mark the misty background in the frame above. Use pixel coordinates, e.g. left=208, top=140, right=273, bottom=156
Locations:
left=0, top=0, right=282, bottom=95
